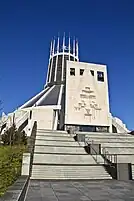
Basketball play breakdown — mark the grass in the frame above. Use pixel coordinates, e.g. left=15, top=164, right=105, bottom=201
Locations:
left=0, top=145, right=26, bottom=196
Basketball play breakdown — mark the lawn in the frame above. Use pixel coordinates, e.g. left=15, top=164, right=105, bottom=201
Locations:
left=0, top=145, right=26, bottom=196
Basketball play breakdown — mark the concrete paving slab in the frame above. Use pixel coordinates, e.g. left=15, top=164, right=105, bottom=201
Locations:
left=25, top=180, right=134, bottom=201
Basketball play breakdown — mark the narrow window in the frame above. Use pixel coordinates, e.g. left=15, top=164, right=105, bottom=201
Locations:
left=97, top=71, right=104, bottom=82
left=90, top=70, right=94, bottom=76
left=80, top=69, right=84, bottom=75
left=70, top=68, right=75, bottom=76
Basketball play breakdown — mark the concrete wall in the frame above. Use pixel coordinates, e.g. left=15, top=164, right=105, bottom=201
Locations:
left=65, top=61, right=110, bottom=127
left=117, top=163, right=132, bottom=180
left=112, top=116, right=129, bottom=133
left=30, top=105, right=60, bottom=130
left=21, top=153, right=30, bottom=176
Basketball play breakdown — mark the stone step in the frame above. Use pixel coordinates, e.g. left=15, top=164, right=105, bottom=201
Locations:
left=33, top=153, right=97, bottom=164
left=117, top=155, right=134, bottom=163
left=87, top=138, right=134, bottom=143
left=36, top=132, right=70, bottom=137
left=34, top=146, right=87, bottom=154
left=101, top=143, right=134, bottom=147
left=36, top=135, right=74, bottom=141
left=102, top=147, right=134, bottom=154
left=104, top=154, right=134, bottom=163
left=31, top=165, right=112, bottom=180
left=35, top=140, right=79, bottom=146
left=85, top=135, right=134, bottom=139
left=76, top=131, right=129, bottom=136
left=37, top=129, right=67, bottom=134
left=92, top=155, right=105, bottom=164
left=31, top=175, right=111, bottom=180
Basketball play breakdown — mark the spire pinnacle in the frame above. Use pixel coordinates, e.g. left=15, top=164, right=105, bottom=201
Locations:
left=73, top=37, right=75, bottom=56
left=62, top=33, right=65, bottom=52
left=57, top=36, right=60, bottom=53
left=52, top=37, right=55, bottom=56
left=68, top=33, right=71, bottom=54
left=50, top=40, right=53, bottom=58
left=76, top=38, right=79, bottom=59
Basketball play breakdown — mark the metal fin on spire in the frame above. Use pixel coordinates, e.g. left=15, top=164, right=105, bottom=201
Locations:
left=49, top=34, right=79, bottom=59
left=46, top=33, right=79, bottom=86
left=73, top=37, right=75, bottom=56
left=76, top=39, right=79, bottom=59
left=52, top=38, right=55, bottom=56
left=68, top=33, right=71, bottom=55
left=50, top=40, right=53, bottom=58
left=57, top=36, right=60, bottom=53
left=62, top=32, right=65, bottom=52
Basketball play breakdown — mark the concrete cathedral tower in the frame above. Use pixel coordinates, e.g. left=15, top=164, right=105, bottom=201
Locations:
left=19, top=35, right=79, bottom=131
left=46, top=34, right=79, bottom=86
left=0, top=34, right=129, bottom=135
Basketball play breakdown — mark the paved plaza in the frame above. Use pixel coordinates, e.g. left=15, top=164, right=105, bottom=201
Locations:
left=25, top=180, right=134, bottom=201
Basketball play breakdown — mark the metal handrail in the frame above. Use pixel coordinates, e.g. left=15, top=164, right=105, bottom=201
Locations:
left=85, top=141, right=99, bottom=164
left=102, top=147, right=117, bottom=164
left=87, top=139, right=117, bottom=165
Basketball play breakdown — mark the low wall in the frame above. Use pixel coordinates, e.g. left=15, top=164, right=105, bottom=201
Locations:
left=1, top=176, right=29, bottom=201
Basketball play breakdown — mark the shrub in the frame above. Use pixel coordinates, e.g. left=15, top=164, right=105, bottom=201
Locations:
left=0, top=145, right=26, bottom=196
left=0, top=124, right=28, bottom=196
left=1, top=124, right=27, bottom=146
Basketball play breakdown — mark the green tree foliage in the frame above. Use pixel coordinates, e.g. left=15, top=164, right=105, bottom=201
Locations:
left=1, top=124, right=27, bottom=146
left=0, top=145, right=26, bottom=196
left=0, top=125, right=28, bottom=196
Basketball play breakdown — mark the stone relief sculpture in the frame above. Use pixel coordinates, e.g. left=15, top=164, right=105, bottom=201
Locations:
left=74, top=86, right=101, bottom=121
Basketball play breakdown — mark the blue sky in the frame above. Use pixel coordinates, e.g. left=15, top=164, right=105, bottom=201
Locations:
left=0, top=0, right=134, bottom=130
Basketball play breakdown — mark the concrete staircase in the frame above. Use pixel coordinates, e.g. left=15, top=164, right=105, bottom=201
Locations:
left=77, top=131, right=134, bottom=179
left=31, top=129, right=112, bottom=180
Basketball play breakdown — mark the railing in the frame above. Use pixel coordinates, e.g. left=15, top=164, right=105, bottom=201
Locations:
left=102, top=147, right=117, bottom=165
left=75, top=133, right=118, bottom=166
left=85, top=138, right=118, bottom=165
left=85, top=141, right=99, bottom=163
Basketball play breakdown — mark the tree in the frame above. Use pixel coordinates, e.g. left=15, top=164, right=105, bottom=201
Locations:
left=1, top=124, right=27, bottom=146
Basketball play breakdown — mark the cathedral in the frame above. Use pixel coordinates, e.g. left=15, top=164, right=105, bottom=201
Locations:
left=0, top=35, right=129, bottom=135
